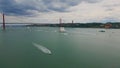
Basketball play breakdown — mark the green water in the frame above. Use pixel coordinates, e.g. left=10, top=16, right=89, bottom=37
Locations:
left=0, top=27, right=120, bottom=68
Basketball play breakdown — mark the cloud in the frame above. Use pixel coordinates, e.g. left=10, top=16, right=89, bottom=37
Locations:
left=0, top=0, right=101, bottom=16
left=1, top=0, right=120, bottom=23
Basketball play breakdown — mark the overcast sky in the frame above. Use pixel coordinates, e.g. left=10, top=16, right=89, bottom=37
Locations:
left=0, top=0, right=120, bottom=23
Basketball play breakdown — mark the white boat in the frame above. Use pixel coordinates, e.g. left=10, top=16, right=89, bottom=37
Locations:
left=32, top=43, right=52, bottom=55
left=59, top=18, right=66, bottom=32
left=59, top=27, right=66, bottom=32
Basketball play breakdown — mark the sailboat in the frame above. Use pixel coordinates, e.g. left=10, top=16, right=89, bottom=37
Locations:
left=59, top=18, right=66, bottom=32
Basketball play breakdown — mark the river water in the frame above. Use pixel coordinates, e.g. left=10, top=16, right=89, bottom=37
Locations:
left=0, top=27, right=120, bottom=68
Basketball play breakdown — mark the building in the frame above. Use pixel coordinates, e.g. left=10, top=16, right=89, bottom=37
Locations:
left=105, top=23, right=112, bottom=29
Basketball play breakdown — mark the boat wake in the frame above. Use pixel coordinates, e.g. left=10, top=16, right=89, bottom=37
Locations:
left=32, top=42, right=52, bottom=55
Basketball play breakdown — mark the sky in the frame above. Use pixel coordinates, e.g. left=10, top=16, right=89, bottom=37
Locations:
left=0, top=0, right=120, bottom=23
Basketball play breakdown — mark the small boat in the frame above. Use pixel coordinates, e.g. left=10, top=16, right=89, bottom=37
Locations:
left=32, top=43, right=52, bottom=55
left=99, top=30, right=105, bottom=32
left=59, top=18, right=66, bottom=33
left=59, top=27, right=66, bottom=32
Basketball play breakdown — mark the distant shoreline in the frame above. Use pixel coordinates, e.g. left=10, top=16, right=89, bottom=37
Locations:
left=26, top=22, right=120, bottom=29
left=1, top=22, right=120, bottom=29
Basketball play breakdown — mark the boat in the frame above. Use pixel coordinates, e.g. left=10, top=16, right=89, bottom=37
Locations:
left=59, top=18, right=66, bottom=33
left=32, top=43, right=52, bottom=55
left=59, top=27, right=66, bottom=32
left=99, top=30, right=105, bottom=32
